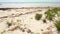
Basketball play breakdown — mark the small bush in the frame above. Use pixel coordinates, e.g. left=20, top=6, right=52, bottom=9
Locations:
left=35, top=13, right=42, bottom=20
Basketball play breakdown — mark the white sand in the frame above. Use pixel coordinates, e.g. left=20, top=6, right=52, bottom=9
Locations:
left=0, top=7, right=58, bottom=34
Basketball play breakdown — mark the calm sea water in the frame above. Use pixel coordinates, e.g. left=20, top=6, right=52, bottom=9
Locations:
left=0, top=2, right=60, bottom=8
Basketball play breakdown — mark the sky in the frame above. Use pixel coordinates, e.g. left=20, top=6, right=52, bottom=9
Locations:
left=0, top=0, right=60, bottom=2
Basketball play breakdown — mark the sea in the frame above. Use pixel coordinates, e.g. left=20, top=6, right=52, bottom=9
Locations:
left=0, top=2, right=60, bottom=8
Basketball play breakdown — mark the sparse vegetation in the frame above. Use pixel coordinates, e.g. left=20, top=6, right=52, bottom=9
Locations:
left=45, top=8, right=60, bottom=20
left=17, top=19, right=21, bottom=22
left=6, top=21, right=12, bottom=27
left=55, top=20, right=60, bottom=30
left=43, top=19, right=46, bottom=23
left=1, top=30, right=6, bottom=34
left=35, top=13, right=42, bottom=20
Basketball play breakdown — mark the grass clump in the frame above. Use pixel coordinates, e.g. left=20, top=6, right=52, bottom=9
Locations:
left=45, top=8, right=60, bottom=20
left=45, top=9, right=55, bottom=20
left=6, top=21, right=12, bottom=27
left=35, top=13, right=42, bottom=20
left=55, top=20, right=60, bottom=30
left=43, top=19, right=46, bottom=23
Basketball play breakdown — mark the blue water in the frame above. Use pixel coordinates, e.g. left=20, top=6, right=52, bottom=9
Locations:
left=0, top=2, right=60, bottom=7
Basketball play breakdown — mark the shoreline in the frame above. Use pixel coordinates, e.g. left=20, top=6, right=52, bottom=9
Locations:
left=0, top=6, right=60, bottom=8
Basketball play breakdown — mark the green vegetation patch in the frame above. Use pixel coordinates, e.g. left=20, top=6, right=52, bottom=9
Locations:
left=45, top=8, right=60, bottom=20
left=1, top=30, right=6, bottom=34
left=6, top=21, right=12, bottom=27
left=43, top=19, right=46, bottom=23
left=55, top=20, right=60, bottom=30
left=17, top=19, right=21, bottom=22
left=35, top=13, right=42, bottom=20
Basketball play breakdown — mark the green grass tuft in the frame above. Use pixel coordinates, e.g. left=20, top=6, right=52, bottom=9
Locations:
left=45, top=8, right=60, bottom=20
left=35, top=13, right=42, bottom=20
left=55, top=20, right=60, bottom=30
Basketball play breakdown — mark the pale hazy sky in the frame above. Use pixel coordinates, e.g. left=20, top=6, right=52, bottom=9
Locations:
left=0, top=0, right=60, bottom=2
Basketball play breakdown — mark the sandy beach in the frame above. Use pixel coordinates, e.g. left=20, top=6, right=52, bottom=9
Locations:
left=0, top=7, right=59, bottom=34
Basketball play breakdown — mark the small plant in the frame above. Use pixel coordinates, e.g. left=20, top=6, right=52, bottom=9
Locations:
left=55, top=20, right=60, bottom=30
left=43, top=19, right=46, bottom=23
left=6, top=21, right=12, bottom=27
left=17, top=19, right=21, bottom=22
left=1, top=30, right=6, bottom=34
left=35, top=13, right=42, bottom=20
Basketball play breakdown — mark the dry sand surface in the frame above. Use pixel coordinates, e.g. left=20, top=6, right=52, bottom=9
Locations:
left=0, top=7, right=58, bottom=34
